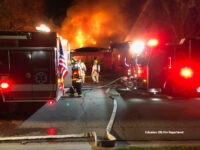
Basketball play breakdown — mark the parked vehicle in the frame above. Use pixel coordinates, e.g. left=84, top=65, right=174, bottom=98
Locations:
left=0, top=31, right=71, bottom=103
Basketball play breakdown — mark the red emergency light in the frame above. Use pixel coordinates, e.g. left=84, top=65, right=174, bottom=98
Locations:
left=0, top=82, right=10, bottom=90
left=127, top=68, right=131, bottom=75
left=147, top=39, right=158, bottom=47
left=180, top=67, right=193, bottom=78
left=138, top=67, right=142, bottom=76
left=47, top=128, right=56, bottom=135
left=48, top=100, right=55, bottom=106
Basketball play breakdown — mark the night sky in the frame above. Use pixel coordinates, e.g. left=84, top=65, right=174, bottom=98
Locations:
left=44, top=0, right=146, bottom=27
left=45, top=0, right=74, bottom=26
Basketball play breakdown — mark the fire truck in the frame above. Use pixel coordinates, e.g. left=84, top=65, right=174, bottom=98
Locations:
left=111, top=37, right=200, bottom=96
left=0, top=31, right=71, bottom=104
left=151, top=38, right=200, bottom=96
left=111, top=41, right=148, bottom=90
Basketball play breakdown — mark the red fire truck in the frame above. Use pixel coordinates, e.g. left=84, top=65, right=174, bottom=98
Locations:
left=111, top=41, right=148, bottom=90
left=0, top=31, right=71, bottom=104
left=149, top=38, right=200, bottom=96
left=111, top=37, right=200, bottom=96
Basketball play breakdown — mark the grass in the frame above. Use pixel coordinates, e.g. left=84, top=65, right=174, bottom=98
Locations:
left=111, top=146, right=200, bottom=150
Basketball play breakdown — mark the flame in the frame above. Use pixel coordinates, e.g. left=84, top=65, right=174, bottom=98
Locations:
left=76, top=29, right=85, bottom=48
left=75, top=28, right=96, bottom=48
left=60, top=0, right=129, bottom=49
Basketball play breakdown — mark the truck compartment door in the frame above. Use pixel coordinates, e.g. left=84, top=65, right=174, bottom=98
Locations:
left=32, top=50, right=55, bottom=100
left=6, top=50, right=33, bottom=101
left=0, top=51, right=9, bottom=75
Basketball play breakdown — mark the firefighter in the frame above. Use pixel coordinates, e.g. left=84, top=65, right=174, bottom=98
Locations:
left=70, top=57, right=83, bottom=97
left=91, top=60, right=100, bottom=83
left=77, top=58, right=87, bottom=84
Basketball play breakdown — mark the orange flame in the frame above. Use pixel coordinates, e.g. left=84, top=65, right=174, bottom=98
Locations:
left=60, top=0, right=129, bottom=49
left=76, top=29, right=84, bottom=48
left=75, top=28, right=96, bottom=48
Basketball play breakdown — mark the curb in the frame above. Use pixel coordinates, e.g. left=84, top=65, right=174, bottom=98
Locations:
left=0, top=130, right=115, bottom=147
left=0, top=133, right=89, bottom=142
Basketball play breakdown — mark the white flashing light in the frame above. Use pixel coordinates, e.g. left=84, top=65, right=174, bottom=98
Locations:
left=130, top=40, right=145, bottom=55
left=149, top=88, right=161, bottom=94
left=197, top=87, right=200, bottom=93
left=151, top=98, right=161, bottom=102
left=36, top=24, right=51, bottom=32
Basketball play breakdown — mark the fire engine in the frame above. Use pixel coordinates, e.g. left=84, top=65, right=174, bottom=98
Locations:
left=0, top=31, right=71, bottom=104
left=151, top=38, right=200, bottom=96
left=111, top=37, right=200, bottom=96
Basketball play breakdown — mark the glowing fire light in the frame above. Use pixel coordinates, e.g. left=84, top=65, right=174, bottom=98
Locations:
left=36, top=24, right=51, bottom=32
left=75, top=28, right=96, bottom=48
left=76, top=29, right=84, bottom=48
left=180, top=67, right=193, bottom=78
left=90, top=38, right=96, bottom=45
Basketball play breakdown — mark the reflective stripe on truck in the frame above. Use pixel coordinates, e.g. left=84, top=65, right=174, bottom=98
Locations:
left=8, top=84, right=57, bottom=91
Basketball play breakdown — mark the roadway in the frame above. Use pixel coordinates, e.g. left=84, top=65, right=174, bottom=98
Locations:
left=1, top=78, right=200, bottom=145
left=112, top=87, right=200, bottom=141
left=0, top=85, right=113, bottom=138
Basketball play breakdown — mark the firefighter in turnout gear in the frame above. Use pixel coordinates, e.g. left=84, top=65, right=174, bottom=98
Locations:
left=92, top=60, right=100, bottom=83
left=70, top=57, right=83, bottom=97
left=77, top=58, right=87, bottom=83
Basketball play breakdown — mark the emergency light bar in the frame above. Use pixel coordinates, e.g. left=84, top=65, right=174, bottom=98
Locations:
left=0, top=35, right=28, bottom=40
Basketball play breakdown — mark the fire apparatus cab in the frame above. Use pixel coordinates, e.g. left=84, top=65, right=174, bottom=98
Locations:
left=0, top=31, right=71, bottom=103
left=149, top=37, right=200, bottom=96
left=111, top=42, right=148, bottom=89
left=111, top=37, right=200, bottom=96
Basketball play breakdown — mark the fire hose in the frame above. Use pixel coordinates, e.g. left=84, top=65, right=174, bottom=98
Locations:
left=82, top=77, right=123, bottom=90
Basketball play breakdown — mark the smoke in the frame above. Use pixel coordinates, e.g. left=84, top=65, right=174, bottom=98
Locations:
left=0, top=0, right=46, bottom=31
left=60, top=0, right=134, bottom=49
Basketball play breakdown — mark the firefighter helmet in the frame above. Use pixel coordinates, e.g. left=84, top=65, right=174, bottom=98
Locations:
left=71, top=57, right=77, bottom=64
left=94, top=60, right=98, bottom=64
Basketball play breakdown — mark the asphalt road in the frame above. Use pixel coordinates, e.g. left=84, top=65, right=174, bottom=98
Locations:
left=2, top=79, right=200, bottom=144
left=0, top=86, right=113, bottom=138
left=112, top=88, right=200, bottom=141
